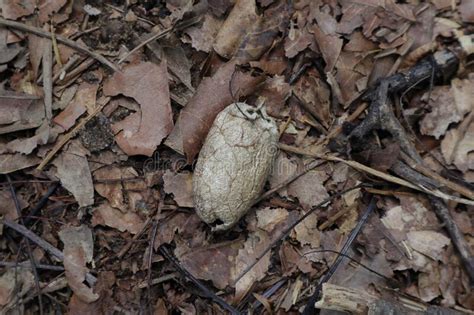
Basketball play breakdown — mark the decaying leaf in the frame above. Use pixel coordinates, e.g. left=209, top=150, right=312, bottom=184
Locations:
left=0, top=92, right=45, bottom=135
left=183, top=14, right=223, bottom=53
left=0, top=153, right=40, bottom=174
left=213, top=0, right=260, bottom=59
left=0, top=189, right=27, bottom=220
left=0, top=0, right=35, bottom=20
left=91, top=203, right=145, bottom=235
left=163, top=170, right=193, bottom=208
left=104, top=61, right=173, bottom=156
left=420, top=78, right=473, bottom=139
left=287, top=169, right=329, bottom=210
left=441, top=115, right=474, bottom=172
left=53, top=141, right=94, bottom=207
left=168, top=60, right=264, bottom=161
left=0, top=268, right=34, bottom=308
left=53, top=82, right=99, bottom=131
left=177, top=239, right=243, bottom=289
left=58, top=225, right=99, bottom=303
left=233, top=230, right=271, bottom=302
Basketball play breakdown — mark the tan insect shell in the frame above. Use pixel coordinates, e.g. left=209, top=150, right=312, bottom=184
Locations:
left=193, top=103, right=279, bottom=231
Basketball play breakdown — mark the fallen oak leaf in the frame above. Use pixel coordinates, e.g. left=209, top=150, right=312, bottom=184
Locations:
left=103, top=61, right=173, bottom=157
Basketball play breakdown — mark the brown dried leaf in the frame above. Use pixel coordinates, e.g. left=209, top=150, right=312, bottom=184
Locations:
left=0, top=189, right=27, bottom=220
left=58, top=225, right=99, bottom=303
left=287, top=169, right=329, bottom=210
left=233, top=230, right=271, bottom=301
left=163, top=170, right=193, bottom=208
left=0, top=268, right=34, bottom=307
left=0, top=0, right=35, bottom=20
left=53, top=82, right=98, bottom=131
left=93, top=166, right=138, bottom=211
left=177, top=240, right=243, bottom=289
left=235, top=0, right=290, bottom=62
left=6, top=123, right=58, bottom=155
left=38, top=0, right=67, bottom=23
left=0, top=153, right=40, bottom=174
left=459, top=0, right=474, bottom=23
left=258, top=75, right=290, bottom=117
left=169, top=60, right=264, bottom=162
left=293, top=212, right=320, bottom=248
left=104, top=61, right=173, bottom=156
left=91, top=203, right=145, bottom=234
left=208, top=0, right=235, bottom=16
left=311, top=25, right=342, bottom=72
left=256, top=207, right=289, bottom=233
left=53, top=141, right=94, bottom=207
left=407, top=230, right=450, bottom=261
left=284, top=26, right=313, bottom=58
left=293, top=72, right=331, bottom=128
left=418, top=264, right=441, bottom=302
left=183, top=14, right=223, bottom=53
left=213, top=0, right=260, bottom=59
left=441, top=117, right=474, bottom=172
left=0, top=92, right=44, bottom=135
left=268, top=152, right=298, bottom=198
left=0, top=29, right=22, bottom=64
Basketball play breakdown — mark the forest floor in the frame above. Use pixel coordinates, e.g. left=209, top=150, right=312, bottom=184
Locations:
left=0, top=0, right=473, bottom=314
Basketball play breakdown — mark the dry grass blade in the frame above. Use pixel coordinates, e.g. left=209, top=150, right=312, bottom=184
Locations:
left=278, top=144, right=474, bottom=206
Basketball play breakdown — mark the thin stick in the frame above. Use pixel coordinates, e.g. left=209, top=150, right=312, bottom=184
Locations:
left=42, top=38, right=53, bottom=121
left=232, top=184, right=365, bottom=286
left=2, top=218, right=97, bottom=285
left=278, top=143, right=474, bottom=206
left=146, top=220, right=159, bottom=314
left=0, top=17, right=119, bottom=72
left=117, top=17, right=201, bottom=64
left=302, top=197, right=376, bottom=315
left=0, top=261, right=64, bottom=271
left=24, top=182, right=60, bottom=226
left=429, top=196, right=474, bottom=285
left=6, top=176, right=44, bottom=315
left=159, top=245, right=241, bottom=315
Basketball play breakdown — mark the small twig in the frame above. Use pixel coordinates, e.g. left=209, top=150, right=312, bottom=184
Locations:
left=159, top=245, right=241, bottom=315
left=0, top=260, right=64, bottom=271
left=53, top=55, right=83, bottom=82
left=302, top=197, right=376, bottom=315
left=24, top=182, right=60, bottom=226
left=232, top=184, right=366, bottom=286
left=42, top=38, right=53, bottom=121
left=146, top=220, right=159, bottom=314
left=0, top=17, right=119, bottom=71
left=1, top=218, right=97, bottom=285
left=429, top=196, right=474, bottom=286
left=117, top=16, right=201, bottom=64
left=117, top=217, right=151, bottom=259
left=50, top=23, right=63, bottom=67
left=278, top=143, right=474, bottom=206
left=6, top=176, right=44, bottom=315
